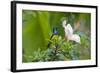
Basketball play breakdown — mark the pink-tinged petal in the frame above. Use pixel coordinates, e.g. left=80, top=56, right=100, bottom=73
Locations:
left=70, top=34, right=80, bottom=43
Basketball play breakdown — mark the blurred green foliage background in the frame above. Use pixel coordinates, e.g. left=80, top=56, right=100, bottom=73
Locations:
left=22, top=10, right=91, bottom=62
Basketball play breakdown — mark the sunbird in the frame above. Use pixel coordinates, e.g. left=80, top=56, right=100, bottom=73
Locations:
left=47, top=27, right=58, bottom=48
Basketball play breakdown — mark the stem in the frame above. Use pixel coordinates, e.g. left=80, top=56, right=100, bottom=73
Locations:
left=53, top=44, right=58, bottom=61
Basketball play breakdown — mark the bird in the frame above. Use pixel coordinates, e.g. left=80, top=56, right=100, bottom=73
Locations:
left=47, top=27, right=58, bottom=48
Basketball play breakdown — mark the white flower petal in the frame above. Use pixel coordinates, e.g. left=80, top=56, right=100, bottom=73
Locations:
left=71, top=34, right=80, bottom=43
left=62, top=20, right=66, bottom=28
left=65, top=27, right=72, bottom=37
left=66, top=24, right=73, bottom=35
left=62, top=20, right=80, bottom=43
